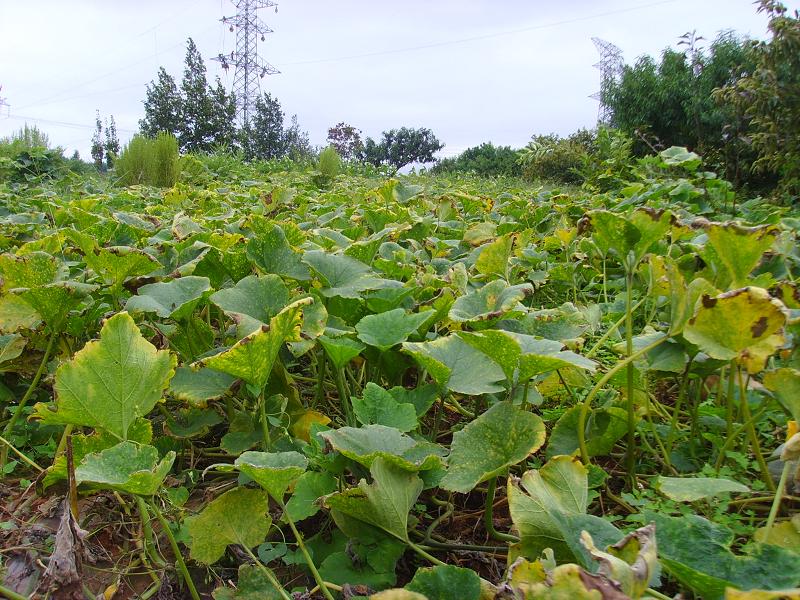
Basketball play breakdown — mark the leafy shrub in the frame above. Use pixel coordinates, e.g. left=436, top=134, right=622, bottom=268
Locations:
left=115, top=132, right=179, bottom=187
left=517, top=133, right=590, bottom=184
left=432, top=143, right=522, bottom=178
left=0, top=125, right=68, bottom=183
left=317, top=146, right=341, bottom=179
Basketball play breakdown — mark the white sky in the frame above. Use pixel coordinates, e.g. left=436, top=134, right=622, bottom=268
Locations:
left=1, top=0, right=796, bottom=159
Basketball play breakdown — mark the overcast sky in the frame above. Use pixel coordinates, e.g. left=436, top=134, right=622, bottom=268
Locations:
left=1, top=0, right=797, bottom=160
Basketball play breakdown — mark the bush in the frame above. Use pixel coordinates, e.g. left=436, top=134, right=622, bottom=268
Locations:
left=432, top=143, right=522, bottom=178
left=0, top=125, right=68, bottom=183
left=317, top=146, right=341, bottom=179
left=517, top=133, right=590, bottom=185
left=115, top=132, right=179, bottom=187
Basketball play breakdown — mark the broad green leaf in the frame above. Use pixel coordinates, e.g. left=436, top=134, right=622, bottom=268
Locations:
left=402, top=335, right=505, bottom=395
left=210, top=274, right=289, bottom=336
left=588, top=208, right=671, bottom=266
left=234, top=450, right=308, bottom=500
left=647, top=510, right=800, bottom=600
left=83, top=246, right=159, bottom=294
left=0, top=294, right=41, bottom=332
left=246, top=224, right=310, bottom=281
left=725, top=589, right=800, bottom=600
left=475, top=234, right=512, bottom=278
left=355, top=308, right=429, bottom=351
left=319, top=425, right=446, bottom=471
left=169, top=366, right=236, bottom=407
left=388, top=384, right=439, bottom=418
left=704, top=223, right=777, bottom=288
left=352, top=383, right=418, bottom=432
left=318, top=335, right=365, bottom=370
left=288, top=295, right=327, bottom=356
left=441, top=401, right=545, bottom=493
left=186, top=487, right=271, bottom=565
left=508, top=456, right=620, bottom=565
left=506, top=561, right=614, bottom=599
left=34, top=312, right=176, bottom=440
left=42, top=419, right=152, bottom=490
left=319, top=549, right=400, bottom=590
left=303, top=250, right=398, bottom=298
left=459, top=330, right=596, bottom=384
left=195, top=297, right=310, bottom=388
left=754, top=515, right=800, bottom=552
left=17, top=281, right=98, bottom=332
left=656, top=476, right=750, bottom=502
left=763, top=368, right=800, bottom=424
left=213, top=564, right=283, bottom=600
left=0, top=334, right=26, bottom=365
left=448, top=280, right=532, bottom=323
left=0, top=251, right=58, bottom=290
left=165, top=407, right=223, bottom=438
left=405, top=565, right=481, bottom=600
left=125, top=276, right=211, bottom=320
left=684, top=287, right=787, bottom=373
left=75, top=441, right=175, bottom=496
left=580, top=524, right=659, bottom=599
left=284, top=471, right=338, bottom=522
left=323, top=457, right=422, bottom=542
left=547, top=405, right=627, bottom=459
left=660, top=146, right=701, bottom=168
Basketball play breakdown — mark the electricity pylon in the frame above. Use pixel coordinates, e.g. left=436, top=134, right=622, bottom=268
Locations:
left=590, top=37, right=624, bottom=125
left=213, top=0, right=279, bottom=127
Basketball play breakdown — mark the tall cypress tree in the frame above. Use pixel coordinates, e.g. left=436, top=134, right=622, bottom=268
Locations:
left=91, top=110, right=104, bottom=169
left=104, top=115, right=120, bottom=169
left=179, top=38, right=213, bottom=152
left=208, top=77, right=237, bottom=149
left=248, top=92, right=285, bottom=159
left=140, top=67, right=182, bottom=138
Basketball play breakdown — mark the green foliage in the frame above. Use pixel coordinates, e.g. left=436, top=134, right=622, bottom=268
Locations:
left=327, top=122, right=363, bottom=160
left=140, top=66, right=182, bottom=138
left=362, top=127, right=444, bottom=170
left=517, top=131, right=592, bottom=184
left=715, top=1, right=800, bottom=199
left=115, top=132, right=179, bottom=187
left=433, top=142, right=522, bottom=178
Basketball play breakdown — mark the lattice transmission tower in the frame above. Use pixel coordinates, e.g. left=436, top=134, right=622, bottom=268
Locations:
left=212, top=0, right=280, bottom=127
left=590, top=37, right=624, bottom=125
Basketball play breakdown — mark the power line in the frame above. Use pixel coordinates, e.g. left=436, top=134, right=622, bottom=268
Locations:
left=15, top=23, right=219, bottom=112
left=276, top=0, right=681, bottom=67
left=1, top=113, right=137, bottom=134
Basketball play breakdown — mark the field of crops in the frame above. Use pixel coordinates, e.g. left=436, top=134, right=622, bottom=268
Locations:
left=0, top=148, right=799, bottom=600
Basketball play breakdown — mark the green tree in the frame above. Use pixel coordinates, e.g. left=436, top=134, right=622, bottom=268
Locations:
left=433, top=142, right=521, bottom=177
left=246, top=92, right=285, bottom=160
left=104, top=115, right=119, bottom=169
left=283, top=114, right=312, bottom=160
left=140, top=67, right=182, bottom=138
left=716, top=1, right=800, bottom=198
left=361, top=127, right=444, bottom=170
left=326, top=122, right=363, bottom=160
left=91, top=110, right=104, bottom=169
left=179, top=38, right=214, bottom=152
left=603, top=32, right=755, bottom=180
left=208, top=77, right=237, bottom=149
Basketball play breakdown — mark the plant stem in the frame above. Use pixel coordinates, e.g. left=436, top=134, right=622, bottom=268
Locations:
left=0, top=436, right=43, bottom=472
left=585, top=297, right=647, bottom=358
left=577, top=335, right=669, bottom=465
left=259, top=389, right=271, bottom=450
left=335, top=367, right=353, bottom=426
left=736, top=365, right=775, bottom=491
left=148, top=498, right=201, bottom=600
left=624, top=269, right=636, bottom=481
left=725, top=363, right=736, bottom=440
left=714, top=401, right=773, bottom=472
left=278, top=500, right=335, bottom=600
left=242, top=545, right=293, bottom=600
left=764, top=461, right=790, bottom=539
left=408, top=541, right=447, bottom=566
left=483, top=476, right=519, bottom=543
left=0, top=584, right=28, bottom=600
left=135, top=496, right=166, bottom=568
left=313, top=349, right=327, bottom=408
left=0, top=329, right=57, bottom=472
left=665, top=363, right=693, bottom=456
